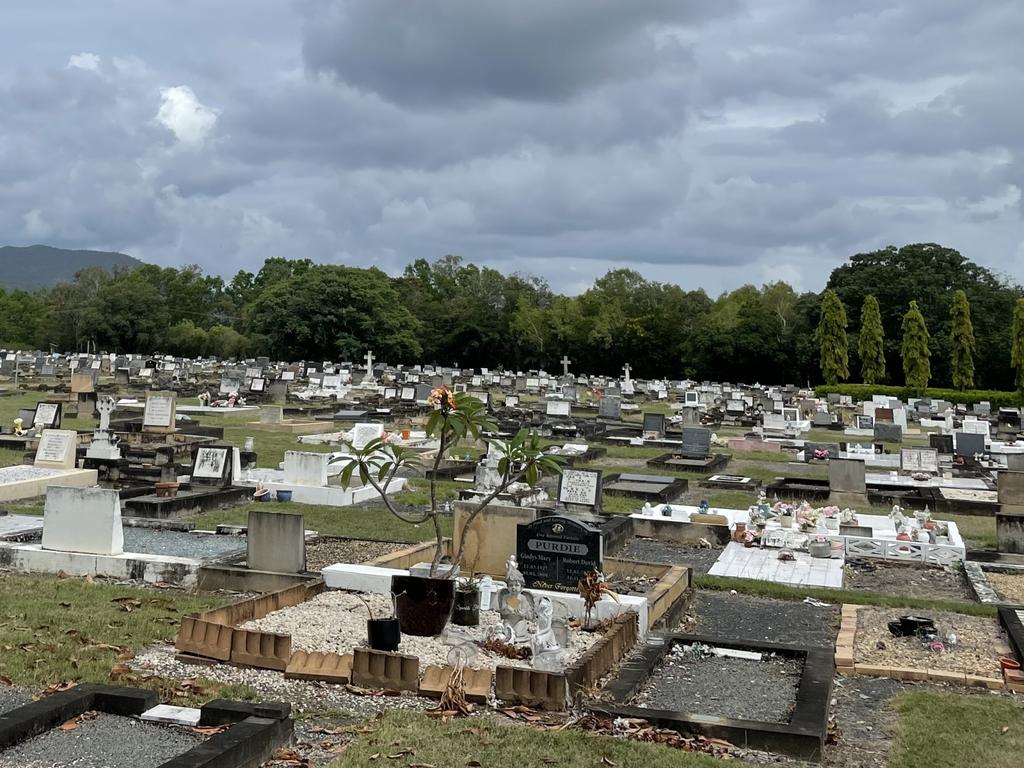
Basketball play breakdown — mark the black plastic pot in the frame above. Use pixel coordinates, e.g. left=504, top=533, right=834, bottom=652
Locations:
left=451, top=588, right=480, bottom=627
left=391, top=574, right=456, bottom=636
left=367, top=617, right=401, bottom=652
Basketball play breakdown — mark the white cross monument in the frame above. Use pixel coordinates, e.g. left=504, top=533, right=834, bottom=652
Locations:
left=560, top=356, right=572, bottom=377
left=361, top=350, right=376, bottom=386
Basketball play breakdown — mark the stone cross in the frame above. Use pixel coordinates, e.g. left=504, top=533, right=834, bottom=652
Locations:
left=97, top=396, right=115, bottom=432
left=622, top=363, right=632, bottom=384
left=364, top=350, right=375, bottom=375
left=560, top=356, right=571, bottom=376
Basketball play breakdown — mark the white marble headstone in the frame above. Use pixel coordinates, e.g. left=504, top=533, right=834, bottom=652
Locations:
left=41, top=486, right=123, bottom=555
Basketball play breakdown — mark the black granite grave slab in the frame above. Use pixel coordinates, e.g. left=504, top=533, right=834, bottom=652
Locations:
left=602, top=473, right=688, bottom=503
left=997, top=605, right=1024, bottom=663
left=592, top=634, right=833, bottom=761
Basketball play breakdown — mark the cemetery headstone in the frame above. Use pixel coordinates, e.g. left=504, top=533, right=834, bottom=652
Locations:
left=351, top=422, right=385, bottom=450
left=642, top=412, right=666, bottom=438
left=873, top=422, right=903, bottom=443
left=900, top=447, right=939, bottom=473
left=32, top=401, right=62, bottom=431
left=247, top=510, right=306, bottom=573
left=954, top=431, right=986, bottom=459
left=545, top=401, right=571, bottom=418
left=598, top=396, right=622, bottom=420
left=557, top=468, right=602, bottom=514
left=41, top=486, right=123, bottom=555
left=680, top=427, right=712, bottom=458
left=516, top=515, right=602, bottom=592
left=191, top=445, right=232, bottom=487
left=34, top=429, right=77, bottom=469
left=143, top=391, right=177, bottom=432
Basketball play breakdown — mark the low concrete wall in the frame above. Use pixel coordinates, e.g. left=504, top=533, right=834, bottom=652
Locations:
left=630, top=516, right=731, bottom=546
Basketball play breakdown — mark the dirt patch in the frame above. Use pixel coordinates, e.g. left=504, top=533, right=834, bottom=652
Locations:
left=842, top=559, right=975, bottom=602
left=853, top=607, right=1007, bottom=677
left=616, top=537, right=723, bottom=575
left=678, top=590, right=839, bottom=649
left=305, top=537, right=412, bottom=572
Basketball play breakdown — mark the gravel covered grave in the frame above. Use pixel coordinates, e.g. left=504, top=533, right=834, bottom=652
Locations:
left=121, top=529, right=247, bottom=560
left=853, top=607, right=1007, bottom=677
left=986, top=571, right=1024, bottom=604
left=0, top=713, right=202, bottom=768
left=304, top=538, right=412, bottom=572
left=240, top=590, right=601, bottom=672
left=630, top=643, right=803, bottom=723
left=616, top=537, right=723, bottom=575
left=842, top=559, right=974, bottom=602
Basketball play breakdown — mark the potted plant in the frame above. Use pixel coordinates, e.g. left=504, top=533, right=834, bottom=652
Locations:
left=355, top=594, right=401, bottom=652
left=335, top=388, right=565, bottom=636
left=452, top=575, right=480, bottom=627
left=808, top=535, right=832, bottom=559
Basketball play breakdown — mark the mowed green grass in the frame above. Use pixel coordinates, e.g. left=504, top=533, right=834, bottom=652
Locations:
left=892, top=692, right=1024, bottom=768
left=330, top=711, right=721, bottom=768
left=0, top=573, right=223, bottom=688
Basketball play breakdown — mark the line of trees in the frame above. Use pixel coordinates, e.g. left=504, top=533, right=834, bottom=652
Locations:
left=1, top=243, right=1022, bottom=389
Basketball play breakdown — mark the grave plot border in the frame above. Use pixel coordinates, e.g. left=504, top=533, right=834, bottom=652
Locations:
left=766, top=477, right=831, bottom=502
left=0, top=684, right=293, bottom=768
left=601, top=473, right=689, bottom=503
left=591, top=634, right=833, bottom=761
left=699, top=474, right=761, bottom=491
left=646, top=453, right=731, bottom=472
left=837, top=604, right=1017, bottom=691
left=996, top=604, right=1024, bottom=671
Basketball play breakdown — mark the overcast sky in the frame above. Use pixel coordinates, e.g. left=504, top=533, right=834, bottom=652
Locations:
left=2, top=1, right=1022, bottom=295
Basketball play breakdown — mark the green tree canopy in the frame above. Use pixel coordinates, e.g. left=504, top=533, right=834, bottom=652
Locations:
left=901, top=300, right=932, bottom=391
left=816, top=289, right=849, bottom=385
left=1012, top=299, right=1024, bottom=393
left=858, top=294, right=886, bottom=384
left=950, top=289, right=976, bottom=390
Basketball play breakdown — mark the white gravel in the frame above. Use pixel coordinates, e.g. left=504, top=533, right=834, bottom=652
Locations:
left=239, top=590, right=601, bottom=673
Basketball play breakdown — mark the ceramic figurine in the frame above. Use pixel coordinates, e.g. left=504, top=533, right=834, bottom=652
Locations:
left=496, top=556, right=535, bottom=643
left=529, top=597, right=562, bottom=670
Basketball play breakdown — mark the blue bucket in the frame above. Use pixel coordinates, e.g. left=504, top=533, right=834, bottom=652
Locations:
left=276, top=490, right=293, bottom=503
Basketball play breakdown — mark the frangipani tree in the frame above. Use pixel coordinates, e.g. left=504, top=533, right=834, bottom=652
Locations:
left=333, top=387, right=565, bottom=576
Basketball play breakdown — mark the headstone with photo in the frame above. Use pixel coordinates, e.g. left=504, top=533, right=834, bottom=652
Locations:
left=32, top=401, right=62, bottom=431
left=190, top=445, right=233, bottom=487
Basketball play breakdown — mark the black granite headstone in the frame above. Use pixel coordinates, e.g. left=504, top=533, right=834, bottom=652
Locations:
left=930, top=433, right=954, bottom=453
left=642, top=412, right=666, bottom=436
left=954, top=431, right=986, bottom=458
left=680, top=427, right=711, bottom=458
left=516, top=516, right=602, bottom=593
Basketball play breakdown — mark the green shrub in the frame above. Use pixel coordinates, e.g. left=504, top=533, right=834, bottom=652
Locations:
left=814, top=383, right=1023, bottom=408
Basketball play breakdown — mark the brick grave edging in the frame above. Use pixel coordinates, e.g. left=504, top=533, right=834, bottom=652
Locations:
left=0, top=684, right=293, bottom=768
left=835, top=603, right=1024, bottom=692
left=590, top=634, right=833, bottom=762
left=494, top=611, right=640, bottom=711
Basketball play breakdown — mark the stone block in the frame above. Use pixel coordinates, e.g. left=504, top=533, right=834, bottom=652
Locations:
left=230, top=628, right=292, bottom=671
left=964, top=674, right=1005, bottom=690
left=285, top=651, right=352, bottom=684
left=247, top=510, right=305, bottom=574
left=927, top=669, right=967, bottom=685
left=418, top=665, right=493, bottom=703
left=282, top=451, right=328, bottom=487
left=351, top=648, right=419, bottom=692
left=854, top=664, right=894, bottom=678
left=176, top=616, right=234, bottom=662
left=889, top=667, right=927, bottom=681
left=41, top=485, right=123, bottom=556
left=829, top=458, right=866, bottom=494
left=998, top=471, right=1024, bottom=506
left=494, top=665, right=567, bottom=711
left=453, top=501, right=536, bottom=577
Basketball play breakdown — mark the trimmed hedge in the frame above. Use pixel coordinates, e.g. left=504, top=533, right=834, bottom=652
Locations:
left=814, top=383, right=1024, bottom=408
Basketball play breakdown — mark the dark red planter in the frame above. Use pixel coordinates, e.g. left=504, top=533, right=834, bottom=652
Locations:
left=391, top=574, right=455, bottom=636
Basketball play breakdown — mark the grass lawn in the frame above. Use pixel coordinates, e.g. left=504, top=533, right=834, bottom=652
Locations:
left=186, top=501, right=450, bottom=542
left=331, top=711, right=720, bottom=768
left=0, top=573, right=224, bottom=689
left=695, top=574, right=997, bottom=617
left=943, top=513, right=997, bottom=548
left=892, top=691, right=1024, bottom=768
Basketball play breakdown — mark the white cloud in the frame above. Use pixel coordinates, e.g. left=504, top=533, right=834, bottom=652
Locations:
left=23, top=208, right=52, bottom=238
left=156, top=85, right=218, bottom=145
left=66, top=52, right=101, bottom=72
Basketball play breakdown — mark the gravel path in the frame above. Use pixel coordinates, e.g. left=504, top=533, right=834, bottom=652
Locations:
left=853, top=607, right=1006, bottom=677
left=843, top=559, right=974, bottom=602
left=679, top=590, right=839, bottom=648
left=0, top=714, right=201, bottom=768
left=305, top=538, right=411, bottom=573
left=239, top=591, right=599, bottom=672
left=987, top=571, right=1024, bottom=604
left=0, top=686, right=29, bottom=715
left=616, top=537, right=723, bottom=575
left=631, top=644, right=803, bottom=723
left=134, top=643, right=434, bottom=718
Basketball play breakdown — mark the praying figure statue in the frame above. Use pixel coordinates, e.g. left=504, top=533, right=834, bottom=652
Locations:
left=530, top=597, right=562, bottom=670
left=496, top=556, right=535, bottom=643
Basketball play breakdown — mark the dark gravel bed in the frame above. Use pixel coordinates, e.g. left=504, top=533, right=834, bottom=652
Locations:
left=679, top=590, right=839, bottom=648
left=615, top=537, right=723, bottom=575
left=305, top=537, right=412, bottom=572
left=631, top=644, right=803, bottom=723
left=0, top=713, right=202, bottom=768
left=0, top=686, right=29, bottom=715
left=842, top=559, right=974, bottom=602
left=121, top=529, right=247, bottom=560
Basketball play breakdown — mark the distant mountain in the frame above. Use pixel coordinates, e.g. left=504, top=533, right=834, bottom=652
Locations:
left=0, top=245, right=143, bottom=290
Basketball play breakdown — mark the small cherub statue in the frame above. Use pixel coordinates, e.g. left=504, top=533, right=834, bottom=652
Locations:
left=530, top=597, right=562, bottom=669
left=497, top=556, right=535, bottom=643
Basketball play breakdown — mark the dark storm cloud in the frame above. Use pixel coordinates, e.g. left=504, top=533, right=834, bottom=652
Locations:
left=0, top=0, right=1022, bottom=294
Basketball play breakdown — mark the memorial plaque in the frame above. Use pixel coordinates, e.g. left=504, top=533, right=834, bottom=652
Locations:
left=351, top=422, right=385, bottom=449
left=281, top=371, right=295, bottom=381
left=782, top=407, right=799, bottom=422
left=32, top=401, right=62, bottom=430
left=516, top=516, right=602, bottom=592
left=546, top=400, right=571, bottom=418
left=684, top=391, right=699, bottom=405
left=34, top=429, right=77, bottom=469
left=680, top=427, right=711, bottom=458
left=856, top=414, right=874, bottom=430
left=143, top=392, right=176, bottom=429
left=900, top=447, right=939, bottom=473
left=400, top=386, right=416, bottom=401
left=557, top=469, right=602, bottom=512
left=505, top=395, right=520, bottom=408
left=249, top=377, right=266, bottom=393
left=192, top=445, right=230, bottom=484
left=874, top=407, right=895, bottom=423
left=642, top=412, right=666, bottom=437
